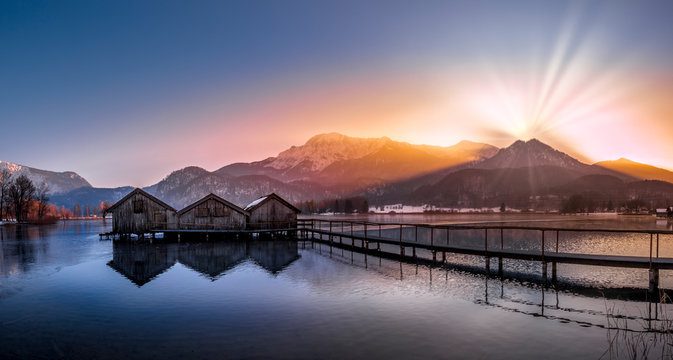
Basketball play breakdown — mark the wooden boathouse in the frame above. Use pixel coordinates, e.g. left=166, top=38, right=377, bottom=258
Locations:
left=105, top=188, right=177, bottom=235
left=244, top=193, right=300, bottom=230
left=178, top=193, right=248, bottom=230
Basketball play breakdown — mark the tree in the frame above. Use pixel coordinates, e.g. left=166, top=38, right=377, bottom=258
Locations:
left=8, top=175, right=36, bottom=222
left=36, top=182, right=50, bottom=220
left=0, top=169, right=10, bottom=221
left=344, top=199, right=354, bottom=214
left=98, top=201, right=110, bottom=216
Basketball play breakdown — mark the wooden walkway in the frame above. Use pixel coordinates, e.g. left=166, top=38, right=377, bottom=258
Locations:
left=99, top=228, right=297, bottom=240
left=305, top=228, right=673, bottom=270
left=298, top=219, right=673, bottom=293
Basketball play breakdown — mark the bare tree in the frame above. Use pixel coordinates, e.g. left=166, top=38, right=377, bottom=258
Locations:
left=36, top=182, right=50, bottom=220
left=98, top=201, right=110, bottom=216
left=8, top=175, right=36, bottom=222
left=0, top=169, right=10, bottom=221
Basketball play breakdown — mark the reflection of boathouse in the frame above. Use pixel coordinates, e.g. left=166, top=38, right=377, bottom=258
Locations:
left=107, top=241, right=178, bottom=286
left=178, top=242, right=247, bottom=280
left=248, top=241, right=300, bottom=274
left=108, top=240, right=300, bottom=286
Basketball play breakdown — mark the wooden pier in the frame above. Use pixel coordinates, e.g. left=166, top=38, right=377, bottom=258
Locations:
left=99, top=227, right=297, bottom=241
left=297, top=219, right=673, bottom=295
left=100, top=217, right=673, bottom=295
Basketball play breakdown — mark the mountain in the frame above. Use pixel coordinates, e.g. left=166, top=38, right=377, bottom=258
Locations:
left=476, top=139, right=587, bottom=170
left=0, top=160, right=91, bottom=194
left=50, top=186, right=134, bottom=212
left=139, top=133, right=497, bottom=209
left=143, top=166, right=331, bottom=209
left=37, top=134, right=673, bottom=213
left=595, top=158, right=673, bottom=183
left=369, top=138, right=666, bottom=209
left=216, top=133, right=498, bottom=187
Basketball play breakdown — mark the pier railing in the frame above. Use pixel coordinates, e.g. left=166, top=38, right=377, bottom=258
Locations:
left=297, top=218, right=673, bottom=293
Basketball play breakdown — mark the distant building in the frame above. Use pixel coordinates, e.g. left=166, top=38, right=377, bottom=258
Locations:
left=244, top=193, right=300, bottom=230
left=178, top=193, right=248, bottom=230
left=105, top=188, right=178, bottom=234
left=656, top=208, right=672, bottom=218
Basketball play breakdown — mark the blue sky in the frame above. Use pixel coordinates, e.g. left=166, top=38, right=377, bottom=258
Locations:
left=1, top=0, right=672, bottom=187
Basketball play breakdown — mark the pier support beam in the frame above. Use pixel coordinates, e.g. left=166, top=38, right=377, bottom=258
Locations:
left=649, top=268, right=660, bottom=295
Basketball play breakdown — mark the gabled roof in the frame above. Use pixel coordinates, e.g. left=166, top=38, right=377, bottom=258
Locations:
left=244, top=193, right=301, bottom=213
left=106, top=188, right=176, bottom=213
left=177, top=193, right=249, bottom=216
left=107, top=260, right=177, bottom=287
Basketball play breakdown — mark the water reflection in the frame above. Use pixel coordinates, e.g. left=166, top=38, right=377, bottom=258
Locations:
left=4, top=219, right=673, bottom=359
left=0, top=224, right=54, bottom=277
left=107, top=240, right=300, bottom=286
left=305, top=241, right=673, bottom=358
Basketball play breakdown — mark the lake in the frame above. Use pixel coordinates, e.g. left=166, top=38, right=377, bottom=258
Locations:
left=1, top=216, right=673, bottom=359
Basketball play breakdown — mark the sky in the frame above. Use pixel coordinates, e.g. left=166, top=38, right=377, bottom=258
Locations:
left=1, top=0, right=673, bottom=187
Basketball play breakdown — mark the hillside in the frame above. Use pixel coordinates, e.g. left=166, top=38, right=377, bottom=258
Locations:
left=595, top=158, right=673, bottom=183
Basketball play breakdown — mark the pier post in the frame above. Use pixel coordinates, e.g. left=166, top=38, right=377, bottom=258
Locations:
left=430, top=227, right=436, bottom=262
left=657, top=234, right=660, bottom=258
left=399, top=224, right=404, bottom=257
left=552, top=230, right=559, bottom=283
left=499, top=228, right=503, bottom=276
left=649, top=268, right=660, bottom=295
left=650, top=233, right=653, bottom=266
left=484, top=228, right=489, bottom=274
left=363, top=223, right=367, bottom=249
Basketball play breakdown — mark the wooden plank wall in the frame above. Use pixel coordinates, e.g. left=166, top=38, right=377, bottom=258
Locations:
left=248, top=198, right=297, bottom=230
left=178, top=198, right=247, bottom=230
left=111, top=192, right=177, bottom=234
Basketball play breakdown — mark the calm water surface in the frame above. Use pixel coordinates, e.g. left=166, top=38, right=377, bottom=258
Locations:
left=2, top=216, right=673, bottom=359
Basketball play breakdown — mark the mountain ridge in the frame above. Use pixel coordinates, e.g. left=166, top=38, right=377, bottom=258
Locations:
left=11, top=133, right=673, bottom=212
left=0, top=160, right=91, bottom=194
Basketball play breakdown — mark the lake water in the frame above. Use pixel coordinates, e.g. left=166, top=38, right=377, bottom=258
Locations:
left=2, top=216, right=673, bottom=359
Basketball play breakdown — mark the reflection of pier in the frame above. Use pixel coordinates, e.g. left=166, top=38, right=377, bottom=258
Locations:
left=299, top=219, right=673, bottom=296
left=108, top=240, right=300, bottom=285
left=308, top=241, right=673, bottom=337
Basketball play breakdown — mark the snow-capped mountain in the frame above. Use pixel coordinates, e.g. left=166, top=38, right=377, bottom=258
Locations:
left=267, top=133, right=392, bottom=172
left=42, top=134, right=673, bottom=212
left=143, top=166, right=330, bottom=209
left=217, top=133, right=498, bottom=185
left=0, top=160, right=91, bottom=194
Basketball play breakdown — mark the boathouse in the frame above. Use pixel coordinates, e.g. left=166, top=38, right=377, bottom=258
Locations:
left=106, top=188, right=178, bottom=234
left=244, top=193, right=300, bottom=230
left=177, top=193, right=248, bottom=230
